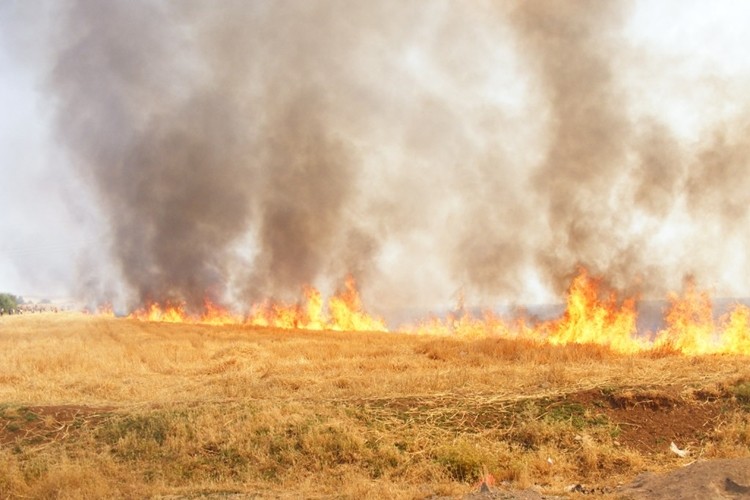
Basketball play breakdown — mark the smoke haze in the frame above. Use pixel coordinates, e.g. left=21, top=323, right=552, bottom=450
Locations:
left=12, top=0, right=749, bottom=314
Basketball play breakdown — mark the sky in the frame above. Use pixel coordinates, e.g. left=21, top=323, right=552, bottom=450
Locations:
left=1, top=1, right=750, bottom=316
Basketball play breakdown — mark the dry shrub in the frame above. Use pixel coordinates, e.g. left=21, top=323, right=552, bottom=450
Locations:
left=574, top=442, right=645, bottom=482
left=433, top=437, right=504, bottom=483
left=0, top=450, right=28, bottom=499
left=645, top=343, right=682, bottom=358
left=27, top=459, right=114, bottom=500
left=469, top=337, right=543, bottom=362
left=541, top=363, right=572, bottom=386
left=703, top=412, right=750, bottom=457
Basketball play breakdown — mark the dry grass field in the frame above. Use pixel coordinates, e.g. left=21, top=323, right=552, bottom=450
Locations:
left=1, top=313, right=750, bottom=498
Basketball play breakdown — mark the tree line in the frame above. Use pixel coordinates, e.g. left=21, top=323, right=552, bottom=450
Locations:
left=0, top=293, right=21, bottom=315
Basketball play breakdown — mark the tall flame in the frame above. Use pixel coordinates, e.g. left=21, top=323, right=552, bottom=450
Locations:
left=124, top=270, right=750, bottom=355
left=721, top=305, right=750, bottom=354
left=403, top=270, right=750, bottom=355
left=539, top=270, right=643, bottom=354
left=129, top=276, right=387, bottom=332
left=653, top=280, right=715, bottom=354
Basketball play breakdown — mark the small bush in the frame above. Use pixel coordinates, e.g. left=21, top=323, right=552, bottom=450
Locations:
left=733, top=380, right=750, bottom=406
left=434, top=439, right=498, bottom=482
left=0, top=293, right=19, bottom=314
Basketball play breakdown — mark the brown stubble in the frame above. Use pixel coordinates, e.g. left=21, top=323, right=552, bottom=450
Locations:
left=1, top=314, right=750, bottom=497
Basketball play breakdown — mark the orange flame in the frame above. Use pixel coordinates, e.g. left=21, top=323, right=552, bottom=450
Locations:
left=123, top=270, right=750, bottom=355
left=327, top=276, right=388, bottom=331
left=654, top=279, right=715, bottom=354
left=539, top=270, right=643, bottom=354
left=129, top=276, right=387, bottom=332
left=720, top=304, right=750, bottom=354
left=96, top=303, right=115, bottom=317
left=405, top=269, right=750, bottom=355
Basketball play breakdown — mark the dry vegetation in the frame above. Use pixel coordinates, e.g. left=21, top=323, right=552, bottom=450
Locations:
left=1, top=313, right=749, bottom=498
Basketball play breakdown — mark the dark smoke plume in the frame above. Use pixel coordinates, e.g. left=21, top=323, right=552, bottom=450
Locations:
left=506, top=1, right=750, bottom=298
left=51, top=2, right=257, bottom=308
left=47, top=0, right=750, bottom=313
left=510, top=1, right=637, bottom=293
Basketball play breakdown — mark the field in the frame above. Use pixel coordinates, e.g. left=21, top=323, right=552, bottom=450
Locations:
left=1, top=313, right=750, bottom=498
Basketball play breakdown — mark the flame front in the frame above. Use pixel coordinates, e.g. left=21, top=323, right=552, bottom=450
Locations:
left=540, top=270, right=642, bottom=354
left=129, top=276, right=387, bottom=332
left=653, top=280, right=715, bottom=354
left=125, top=270, right=750, bottom=355
left=403, top=270, right=750, bottom=355
left=652, top=282, right=750, bottom=355
left=721, top=305, right=750, bottom=354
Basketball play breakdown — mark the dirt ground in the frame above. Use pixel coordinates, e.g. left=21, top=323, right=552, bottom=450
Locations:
left=462, top=457, right=750, bottom=499
left=460, top=458, right=750, bottom=499
left=617, top=457, right=750, bottom=499
left=567, top=385, right=730, bottom=455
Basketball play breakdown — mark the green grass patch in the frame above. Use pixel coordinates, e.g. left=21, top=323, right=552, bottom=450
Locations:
left=732, top=380, right=750, bottom=409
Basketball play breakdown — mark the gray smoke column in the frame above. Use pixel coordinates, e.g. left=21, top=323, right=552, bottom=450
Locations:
left=509, top=0, right=639, bottom=293
left=50, top=1, right=258, bottom=308
left=46, top=0, right=750, bottom=313
left=506, top=0, right=750, bottom=298
left=49, top=0, right=388, bottom=309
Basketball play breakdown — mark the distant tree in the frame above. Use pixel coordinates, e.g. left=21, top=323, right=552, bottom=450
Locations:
left=0, top=293, right=19, bottom=314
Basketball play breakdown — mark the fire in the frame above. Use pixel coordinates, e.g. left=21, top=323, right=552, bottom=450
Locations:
left=403, top=293, right=515, bottom=338
left=327, top=276, right=389, bottom=331
left=123, top=270, right=750, bottom=355
left=129, top=276, right=387, bottom=332
left=403, top=270, right=750, bottom=355
left=653, top=280, right=715, bottom=354
left=538, top=270, right=643, bottom=354
left=96, top=303, right=115, bottom=317
left=242, top=277, right=387, bottom=331
left=720, top=305, right=750, bottom=354
left=406, top=270, right=643, bottom=353
left=132, top=302, right=188, bottom=323
left=651, top=282, right=750, bottom=355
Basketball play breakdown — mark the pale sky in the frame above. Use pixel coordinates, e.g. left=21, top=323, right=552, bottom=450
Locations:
left=1, top=1, right=750, bottom=308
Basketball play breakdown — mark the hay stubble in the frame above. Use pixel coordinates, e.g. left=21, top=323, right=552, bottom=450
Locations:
left=1, top=313, right=749, bottom=498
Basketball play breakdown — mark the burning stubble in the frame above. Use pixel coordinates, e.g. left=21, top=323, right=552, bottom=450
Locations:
left=46, top=0, right=750, bottom=312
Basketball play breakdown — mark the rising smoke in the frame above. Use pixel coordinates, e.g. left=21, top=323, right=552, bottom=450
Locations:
left=45, top=0, right=750, bottom=314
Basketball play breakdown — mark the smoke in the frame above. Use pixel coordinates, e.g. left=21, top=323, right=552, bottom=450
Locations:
left=507, top=0, right=750, bottom=298
left=44, top=0, right=750, bottom=313
left=49, top=1, right=254, bottom=308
